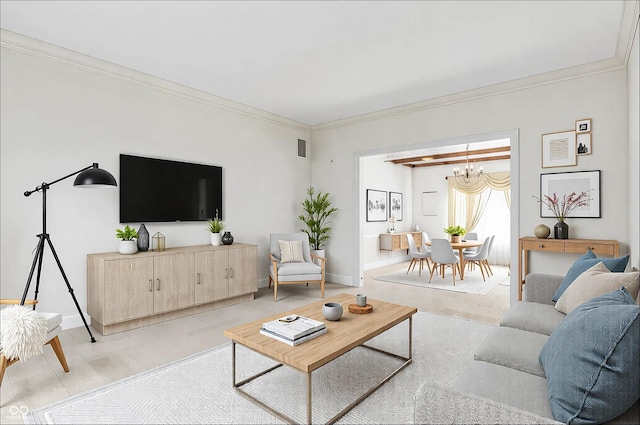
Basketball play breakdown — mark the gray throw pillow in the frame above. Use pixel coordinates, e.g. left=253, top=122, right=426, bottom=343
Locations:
left=539, top=287, right=640, bottom=424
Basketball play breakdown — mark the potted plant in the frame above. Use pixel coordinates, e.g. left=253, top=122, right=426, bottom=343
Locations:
left=206, top=211, right=225, bottom=246
left=116, top=225, right=139, bottom=255
left=298, top=186, right=338, bottom=259
left=444, top=225, right=466, bottom=243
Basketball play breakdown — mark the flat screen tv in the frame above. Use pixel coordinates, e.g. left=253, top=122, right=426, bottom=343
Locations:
left=119, top=154, right=222, bottom=223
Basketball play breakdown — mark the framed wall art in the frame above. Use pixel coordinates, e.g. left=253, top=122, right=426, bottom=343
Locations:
left=575, top=118, right=591, bottom=133
left=422, top=191, right=438, bottom=216
left=577, top=132, right=591, bottom=156
left=542, top=130, right=577, bottom=168
left=366, top=189, right=387, bottom=222
left=389, top=192, right=403, bottom=221
left=539, top=170, right=601, bottom=218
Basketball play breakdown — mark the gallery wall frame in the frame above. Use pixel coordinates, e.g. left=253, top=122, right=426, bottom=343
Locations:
left=389, top=192, right=403, bottom=221
left=541, top=130, right=577, bottom=168
left=422, top=191, right=438, bottom=216
left=577, top=133, right=592, bottom=156
left=575, top=118, right=591, bottom=133
left=540, top=170, right=601, bottom=218
left=366, top=189, right=387, bottom=222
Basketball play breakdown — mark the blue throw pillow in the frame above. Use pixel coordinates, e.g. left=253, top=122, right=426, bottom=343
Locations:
left=539, top=287, right=640, bottom=424
left=552, top=251, right=629, bottom=302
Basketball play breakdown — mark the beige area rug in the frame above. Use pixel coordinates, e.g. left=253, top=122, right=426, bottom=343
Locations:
left=24, top=312, right=494, bottom=425
left=374, top=265, right=510, bottom=295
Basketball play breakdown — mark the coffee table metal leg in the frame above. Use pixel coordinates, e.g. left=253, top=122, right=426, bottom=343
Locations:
left=307, top=372, right=312, bottom=424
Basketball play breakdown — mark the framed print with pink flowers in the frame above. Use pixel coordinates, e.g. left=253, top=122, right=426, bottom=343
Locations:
left=540, top=170, right=601, bottom=218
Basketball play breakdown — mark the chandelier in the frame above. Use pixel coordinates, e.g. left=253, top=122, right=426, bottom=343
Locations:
left=453, top=144, right=483, bottom=183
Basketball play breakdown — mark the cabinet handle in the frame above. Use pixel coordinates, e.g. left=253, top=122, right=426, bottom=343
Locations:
left=196, top=273, right=201, bottom=284
left=156, top=279, right=160, bottom=291
left=538, top=244, right=544, bottom=248
left=225, top=268, right=229, bottom=279
left=230, top=268, right=233, bottom=278
left=149, top=279, right=152, bottom=292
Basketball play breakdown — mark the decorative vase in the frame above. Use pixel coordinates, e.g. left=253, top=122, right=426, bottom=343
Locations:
left=119, top=240, right=138, bottom=255
left=210, top=233, right=222, bottom=246
left=554, top=221, right=569, bottom=239
left=222, top=231, right=234, bottom=245
left=322, top=302, right=343, bottom=321
left=137, top=223, right=149, bottom=251
left=451, top=235, right=461, bottom=243
left=534, top=224, right=551, bottom=239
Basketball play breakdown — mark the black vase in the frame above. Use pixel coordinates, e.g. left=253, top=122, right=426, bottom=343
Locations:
left=137, top=223, right=150, bottom=251
left=554, top=221, right=569, bottom=239
left=222, top=231, right=234, bottom=245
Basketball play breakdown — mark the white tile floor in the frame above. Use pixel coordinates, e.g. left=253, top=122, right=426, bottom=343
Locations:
left=0, top=262, right=510, bottom=423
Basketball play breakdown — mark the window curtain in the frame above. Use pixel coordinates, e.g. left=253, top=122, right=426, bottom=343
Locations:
left=447, top=171, right=510, bottom=226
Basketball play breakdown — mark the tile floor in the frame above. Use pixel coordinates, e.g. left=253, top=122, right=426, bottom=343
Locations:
left=0, top=262, right=510, bottom=423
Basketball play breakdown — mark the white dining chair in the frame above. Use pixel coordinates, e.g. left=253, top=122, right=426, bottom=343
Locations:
left=406, top=233, right=431, bottom=275
left=463, top=236, right=492, bottom=281
left=428, top=239, right=462, bottom=286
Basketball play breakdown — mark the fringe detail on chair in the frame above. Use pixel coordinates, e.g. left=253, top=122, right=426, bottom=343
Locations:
left=1, top=305, right=47, bottom=361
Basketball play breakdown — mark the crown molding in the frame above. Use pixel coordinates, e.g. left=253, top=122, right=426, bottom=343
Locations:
left=313, top=1, right=639, bottom=133
left=0, top=29, right=311, bottom=132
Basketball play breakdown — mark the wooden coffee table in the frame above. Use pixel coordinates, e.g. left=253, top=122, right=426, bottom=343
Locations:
left=223, top=293, right=417, bottom=424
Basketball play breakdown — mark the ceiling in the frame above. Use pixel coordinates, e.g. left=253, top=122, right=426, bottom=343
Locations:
left=0, top=1, right=634, bottom=126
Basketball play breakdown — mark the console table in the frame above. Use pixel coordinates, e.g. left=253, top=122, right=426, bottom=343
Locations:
left=517, top=237, right=620, bottom=301
left=87, top=243, right=257, bottom=335
left=379, top=232, right=422, bottom=252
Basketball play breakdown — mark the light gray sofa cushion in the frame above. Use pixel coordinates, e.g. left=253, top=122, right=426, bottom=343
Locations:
left=524, top=273, right=563, bottom=305
left=450, top=360, right=554, bottom=419
left=500, top=301, right=565, bottom=336
left=414, top=382, right=561, bottom=425
left=474, top=326, right=548, bottom=378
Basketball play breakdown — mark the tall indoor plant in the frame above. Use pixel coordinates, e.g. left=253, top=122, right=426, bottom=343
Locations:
left=298, top=186, right=338, bottom=257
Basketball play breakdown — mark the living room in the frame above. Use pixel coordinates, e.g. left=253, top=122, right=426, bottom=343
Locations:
left=1, top=1, right=639, bottom=424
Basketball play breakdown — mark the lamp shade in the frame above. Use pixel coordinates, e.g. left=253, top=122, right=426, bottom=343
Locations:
left=74, top=163, right=117, bottom=187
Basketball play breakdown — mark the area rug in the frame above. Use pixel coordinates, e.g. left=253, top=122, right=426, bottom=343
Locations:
left=374, top=265, right=509, bottom=295
left=24, top=312, right=494, bottom=424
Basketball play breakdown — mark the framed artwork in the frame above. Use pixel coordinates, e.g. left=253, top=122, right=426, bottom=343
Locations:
left=575, top=118, right=591, bottom=133
left=542, top=130, right=577, bottom=168
left=422, top=191, right=438, bottom=216
left=540, top=170, right=601, bottom=218
left=577, top=132, right=591, bottom=156
left=389, top=192, right=403, bottom=221
left=366, top=189, right=387, bottom=222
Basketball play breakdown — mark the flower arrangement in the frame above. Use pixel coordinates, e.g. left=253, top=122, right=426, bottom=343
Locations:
left=532, top=191, right=592, bottom=222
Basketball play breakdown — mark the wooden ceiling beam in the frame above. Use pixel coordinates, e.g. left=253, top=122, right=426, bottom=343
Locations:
left=387, top=146, right=511, bottom=165
left=403, top=154, right=511, bottom=168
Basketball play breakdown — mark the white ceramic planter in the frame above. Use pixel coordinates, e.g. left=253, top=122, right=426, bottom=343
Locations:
left=119, top=240, right=138, bottom=255
left=210, top=233, right=222, bottom=246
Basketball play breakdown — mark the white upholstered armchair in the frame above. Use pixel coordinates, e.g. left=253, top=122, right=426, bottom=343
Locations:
left=268, top=233, right=325, bottom=302
left=0, top=299, right=69, bottom=386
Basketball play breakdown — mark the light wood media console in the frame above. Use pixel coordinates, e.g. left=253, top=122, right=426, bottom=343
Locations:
left=87, top=243, right=257, bottom=335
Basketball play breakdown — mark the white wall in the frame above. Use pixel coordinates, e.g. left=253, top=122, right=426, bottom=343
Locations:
left=0, top=43, right=311, bottom=325
left=311, top=70, right=629, bottom=301
left=628, top=19, right=639, bottom=270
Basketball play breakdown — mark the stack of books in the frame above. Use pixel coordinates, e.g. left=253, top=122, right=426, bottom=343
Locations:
left=260, top=314, right=326, bottom=346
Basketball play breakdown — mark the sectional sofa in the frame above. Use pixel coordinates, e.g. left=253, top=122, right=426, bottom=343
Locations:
left=414, top=256, right=640, bottom=424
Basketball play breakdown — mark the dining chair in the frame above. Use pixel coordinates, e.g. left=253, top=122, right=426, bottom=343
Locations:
left=421, top=232, right=432, bottom=253
left=484, top=235, right=496, bottom=276
left=462, top=236, right=492, bottom=281
left=428, top=239, right=462, bottom=286
left=406, top=233, right=431, bottom=275
left=463, top=232, right=478, bottom=270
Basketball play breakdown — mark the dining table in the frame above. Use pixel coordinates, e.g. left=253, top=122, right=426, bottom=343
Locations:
left=425, top=239, right=484, bottom=280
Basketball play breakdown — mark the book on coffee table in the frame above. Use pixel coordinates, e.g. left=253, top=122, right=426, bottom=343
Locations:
left=259, top=326, right=327, bottom=346
left=262, top=315, right=325, bottom=340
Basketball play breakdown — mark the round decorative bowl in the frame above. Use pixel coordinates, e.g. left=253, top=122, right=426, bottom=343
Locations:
left=534, top=224, right=551, bottom=239
left=322, top=302, right=343, bottom=321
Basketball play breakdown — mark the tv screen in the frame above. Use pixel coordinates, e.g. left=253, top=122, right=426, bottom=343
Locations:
left=119, top=154, right=222, bottom=223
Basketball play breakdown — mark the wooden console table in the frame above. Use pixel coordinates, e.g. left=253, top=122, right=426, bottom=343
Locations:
left=380, top=232, right=422, bottom=252
left=517, top=237, right=620, bottom=301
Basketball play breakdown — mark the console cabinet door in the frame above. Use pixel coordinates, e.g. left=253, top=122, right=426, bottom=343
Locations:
left=104, top=257, right=154, bottom=324
left=153, top=253, right=195, bottom=313
left=194, top=250, right=229, bottom=304
left=228, top=246, right=258, bottom=297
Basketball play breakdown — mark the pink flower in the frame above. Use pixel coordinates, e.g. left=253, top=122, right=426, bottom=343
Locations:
left=532, top=190, right=592, bottom=221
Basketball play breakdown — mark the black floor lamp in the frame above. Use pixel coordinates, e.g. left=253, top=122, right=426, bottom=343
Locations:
left=22, top=163, right=117, bottom=342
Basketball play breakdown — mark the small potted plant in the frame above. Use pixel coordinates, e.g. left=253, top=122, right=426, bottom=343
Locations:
left=116, top=225, right=139, bottom=255
left=206, top=211, right=225, bottom=246
left=444, top=225, right=466, bottom=243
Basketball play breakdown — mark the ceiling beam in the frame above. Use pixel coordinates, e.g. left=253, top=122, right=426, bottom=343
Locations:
left=387, top=146, right=511, bottom=165
left=404, top=154, right=511, bottom=168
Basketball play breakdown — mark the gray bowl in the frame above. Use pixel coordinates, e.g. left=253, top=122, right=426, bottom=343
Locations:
left=322, top=302, right=343, bottom=321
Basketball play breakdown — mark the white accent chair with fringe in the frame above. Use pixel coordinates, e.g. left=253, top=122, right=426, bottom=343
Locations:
left=268, top=233, right=325, bottom=302
left=0, top=299, right=69, bottom=386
